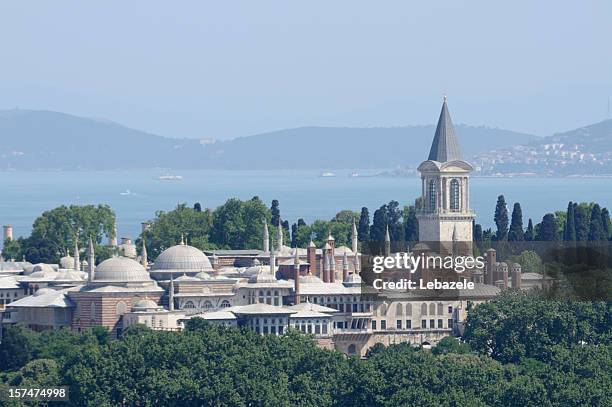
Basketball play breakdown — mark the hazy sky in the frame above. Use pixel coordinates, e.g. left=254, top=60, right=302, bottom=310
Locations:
left=1, top=1, right=611, bottom=140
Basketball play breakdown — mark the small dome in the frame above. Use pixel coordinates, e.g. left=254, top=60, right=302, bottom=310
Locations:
left=94, top=257, right=152, bottom=282
left=132, top=298, right=160, bottom=311
left=60, top=255, right=74, bottom=269
left=248, top=271, right=277, bottom=283
left=299, top=275, right=324, bottom=284
left=195, top=272, right=212, bottom=280
left=30, top=264, right=58, bottom=278
left=512, top=263, right=521, bottom=269
left=55, top=270, right=84, bottom=281
left=152, top=244, right=213, bottom=272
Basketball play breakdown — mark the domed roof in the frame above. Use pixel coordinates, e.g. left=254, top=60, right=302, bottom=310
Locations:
left=94, top=256, right=152, bottom=282
left=299, top=274, right=324, bottom=284
left=55, top=270, right=84, bottom=281
left=152, top=244, right=213, bottom=272
left=132, top=298, right=160, bottom=311
left=60, top=255, right=74, bottom=269
left=248, top=270, right=277, bottom=284
left=195, top=272, right=212, bottom=280
left=30, top=264, right=59, bottom=278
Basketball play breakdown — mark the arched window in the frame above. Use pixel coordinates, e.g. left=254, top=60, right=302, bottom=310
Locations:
left=220, top=300, right=231, bottom=308
left=90, top=302, right=96, bottom=320
left=184, top=301, right=195, bottom=309
left=405, top=303, right=412, bottom=316
left=437, top=303, right=444, bottom=315
left=116, top=301, right=127, bottom=316
left=450, top=179, right=460, bottom=211
left=428, top=179, right=437, bottom=210
left=395, top=303, right=403, bottom=316
left=421, top=303, right=428, bottom=316
left=429, top=303, right=436, bottom=315
left=203, top=301, right=213, bottom=310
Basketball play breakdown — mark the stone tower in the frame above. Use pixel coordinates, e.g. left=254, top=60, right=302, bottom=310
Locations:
left=416, top=97, right=474, bottom=254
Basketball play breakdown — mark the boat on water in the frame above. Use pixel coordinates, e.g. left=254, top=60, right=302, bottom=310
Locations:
left=350, top=172, right=360, bottom=177
left=120, top=189, right=133, bottom=196
left=157, top=175, right=183, bottom=181
left=320, top=171, right=336, bottom=177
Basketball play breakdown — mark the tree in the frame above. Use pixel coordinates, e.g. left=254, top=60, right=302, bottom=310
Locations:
left=141, top=203, right=214, bottom=258
left=290, top=223, right=298, bottom=247
left=370, top=204, right=388, bottom=242
left=588, top=204, right=605, bottom=241
left=270, top=200, right=280, bottom=227
left=194, top=202, right=202, bottom=212
left=0, top=237, right=22, bottom=261
left=494, top=195, right=509, bottom=241
left=524, top=219, right=535, bottom=241
left=358, top=207, right=370, bottom=242
left=563, top=201, right=576, bottom=241
left=210, top=197, right=271, bottom=250
left=574, top=203, right=590, bottom=241
left=386, top=200, right=403, bottom=241
left=536, top=213, right=558, bottom=241
left=602, top=208, right=611, bottom=240
left=508, top=203, right=524, bottom=241
left=404, top=205, right=419, bottom=242
left=473, top=222, right=483, bottom=242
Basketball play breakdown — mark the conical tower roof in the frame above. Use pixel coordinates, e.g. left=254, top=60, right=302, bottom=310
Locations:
left=427, top=97, right=462, bottom=162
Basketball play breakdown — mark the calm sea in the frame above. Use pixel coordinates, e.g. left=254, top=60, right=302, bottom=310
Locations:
left=1, top=169, right=611, bottom=241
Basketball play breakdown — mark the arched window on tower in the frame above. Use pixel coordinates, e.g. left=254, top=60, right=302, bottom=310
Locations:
left=450, top=179, right=460, bottom=212
left=428, top=179, right=437, bottom=210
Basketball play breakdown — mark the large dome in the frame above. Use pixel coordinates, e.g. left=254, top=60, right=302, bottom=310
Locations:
left=94, top=256, right=152, bottom=282
left=152, top=244, right=213, bottom=272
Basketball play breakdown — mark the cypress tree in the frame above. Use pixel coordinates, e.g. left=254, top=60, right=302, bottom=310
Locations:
left=588, top=204, right=605, bottom=241
left=387, top=200, right=402, bottom=241
left=282, top=220, right=290, bottom=242
left=290, top=223, right=298, bottom=247
left=536, top=213, right=558, bottom=241
left=358, top=207, right=370, bottom=242
left=563, top=201, right=576, bottom=241
left=193, top=202, right=202, bottom=212
left=404, top=205, right=419, bottom=242
left=371, top=205, right=388, bottom=242
left=271, top=200, right=280, bottom=227
left=494, top=195, right=509, bottom=241
left=601, top=208, right=611, bottom=240
left=473, top=222, right=483, bottom=242
left=508, top=202, right=524, bottom=241
left=574, top=203, right=589, bottom=241
left=524, top=218, right=534, bottom=241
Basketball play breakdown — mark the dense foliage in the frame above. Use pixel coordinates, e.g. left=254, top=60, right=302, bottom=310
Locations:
left=1, top=293, right=610, bottom=406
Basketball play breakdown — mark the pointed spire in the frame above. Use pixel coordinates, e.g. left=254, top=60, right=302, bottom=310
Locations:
left=385, top=225, right=390, bottom=242
left=169, top=273, right=175, bottom=311
left=351, top=218, right=358, bottom=254
left=428, top=96, right=462, bottom=163
left=294, top=248, right=300, bottom=270
left=276, top=219, right=283, bottom=250
left=385, top=225, right=391, bottom=257
left=180, top=234, right=185, bottom=246
left=354, top=251, right=360, bottom=274
left=269, top=250, right=276, bottom=275
left=141, top=238, right=148, bottom=268
left=263, top=220, right=270, bottom=252
left=342, top=251, right=348, bottom=271
left=87, top=237, right=95, bottom=283
left=73, top=238, right=80, bottom=271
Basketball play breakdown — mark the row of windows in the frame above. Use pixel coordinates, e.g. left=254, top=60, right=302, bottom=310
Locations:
left=378, top=303, right=453, bottom=317
left=0, top=291, right=19, bottom=298
left=372, top=318, right=454, bottom=330
left=183, top=300, right=231, bottom=310
left=428, top=179, right=461, bottom=211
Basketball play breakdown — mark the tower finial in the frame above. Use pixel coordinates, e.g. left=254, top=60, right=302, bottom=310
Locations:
left=180, top=234, right=185, bottom=245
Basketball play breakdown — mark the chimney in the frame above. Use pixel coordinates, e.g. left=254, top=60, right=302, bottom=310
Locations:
left=511, top=263, right=522, bottom=289
left=3, top=225, right=13, bottom=242
left=307, top=240, right=317, bottom=275
left=322, top=249, right=329, bottom=283
left=485, top=248, right=496, bottom=285
left=293, top=249, right=301, bottom=304
left=328, top=250, right=336, bottom=283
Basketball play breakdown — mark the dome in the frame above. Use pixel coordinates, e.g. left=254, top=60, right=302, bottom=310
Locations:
left=195, top=272, right=212, bottom=280
left=94, top=257, right=152, bottom=282
left=248, top=270, right=277, bottom=284
left=299, top=274, right=324, bottom=284
left=55, top=270, right=84, bottom=281
left=132, top=298, right=160, bottom=311
left=59, top=255, right=74, bottom=269
left=30, top=264, right=58, bottom=278
left=152, top=244, right=213, bottom=272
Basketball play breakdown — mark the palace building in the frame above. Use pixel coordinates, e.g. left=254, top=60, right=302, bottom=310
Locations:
left=1, top=99, right=545, bottom=356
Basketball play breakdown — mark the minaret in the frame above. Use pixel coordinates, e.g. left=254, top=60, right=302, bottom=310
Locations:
left=73, top=238, right=80, bottom=271
left=293, top=249, right=301, bottom=304
left=169, top=274, right=175, bottom=311
left=384, top=225, right=391, bottom=257
left=342, top=251, right=349, bottom=282
left=141, top=238, right=148, bottom=268
left=354, top=251, right=360, bottom=274
left=269, top=250, right=276, bottom=276
left=328, top=249, right=336, bottom=283
left=351, top=218, right=358, bottom=254
left=109, top=224, right=118, bottom=247
left=87, top=237, right=95, bottom=283
left=276, top=219, right=283, bottom=250
left=263, top=220, right=270, bottom=252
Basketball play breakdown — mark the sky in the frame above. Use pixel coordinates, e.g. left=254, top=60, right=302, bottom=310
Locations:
left=0, top=1, right=611, bottom=140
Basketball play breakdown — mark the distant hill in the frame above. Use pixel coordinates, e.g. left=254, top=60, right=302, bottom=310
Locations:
left=474, top=119, right=612, bottom=175
left=0, top=109, right=537, bottom=170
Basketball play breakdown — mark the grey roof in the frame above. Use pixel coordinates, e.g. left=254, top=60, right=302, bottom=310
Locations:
left=427, top=98, right=462, bottom=162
